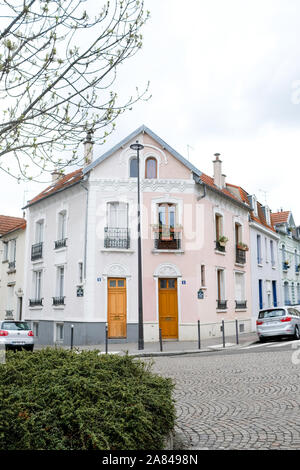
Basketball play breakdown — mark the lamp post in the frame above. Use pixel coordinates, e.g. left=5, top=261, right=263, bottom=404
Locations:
left=130, top=140, right=144, bottom=350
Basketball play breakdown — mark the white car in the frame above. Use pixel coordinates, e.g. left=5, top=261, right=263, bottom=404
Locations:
left=256, top=306, right=300, bottom=342
left=0, top=321, right=34, bottom=351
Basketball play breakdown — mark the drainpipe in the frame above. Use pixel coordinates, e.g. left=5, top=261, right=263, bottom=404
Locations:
left=80, top=176, right=89, bottom=280
left=193, top=173, right=206, bottom=200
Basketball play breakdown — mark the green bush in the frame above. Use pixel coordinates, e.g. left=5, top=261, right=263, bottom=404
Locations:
left=0, top=349, right=175, bottom=450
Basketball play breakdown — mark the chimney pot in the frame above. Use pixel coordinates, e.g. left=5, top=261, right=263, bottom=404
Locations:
left=84, top=130, right=94, bottom=166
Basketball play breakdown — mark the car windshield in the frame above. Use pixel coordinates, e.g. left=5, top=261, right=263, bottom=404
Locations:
left=1, top=322, right=30, bottom=331
left=258, top=309, right=285, bottom=319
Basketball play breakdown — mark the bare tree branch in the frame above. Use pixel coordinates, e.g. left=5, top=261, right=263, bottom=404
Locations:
left=0, top=0, right=150, bottom=181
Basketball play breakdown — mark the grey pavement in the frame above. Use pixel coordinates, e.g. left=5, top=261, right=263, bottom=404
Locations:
left=35, top=331, right=259, bottom=356
left=147, top=346, right=300, bottom=450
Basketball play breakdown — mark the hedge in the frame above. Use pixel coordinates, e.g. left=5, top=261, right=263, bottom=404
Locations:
left=0, top=348, right=175, bottom=450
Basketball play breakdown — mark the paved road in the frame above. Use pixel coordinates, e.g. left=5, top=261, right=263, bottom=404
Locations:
left=147, top=340, right=300, bottom=450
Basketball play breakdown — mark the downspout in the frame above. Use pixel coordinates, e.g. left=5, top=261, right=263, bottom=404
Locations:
left=193, top=173, right=206, bottom=200
left=80, top=176, right=89, bottom=280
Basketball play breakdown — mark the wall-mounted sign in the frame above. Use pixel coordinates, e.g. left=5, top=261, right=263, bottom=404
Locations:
left=197, top=289, right=204, bottom=300
left=97, top=277, right=102, bottom=282
left=77, top=287, right=84, bottom=297
left=182, top=280, right=187, bottom=285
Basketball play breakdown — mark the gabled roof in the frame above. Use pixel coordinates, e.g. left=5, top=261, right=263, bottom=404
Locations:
left=24, top=169, right=83, bottom=209
left=271, top=211, right=291, bottom=226
left=24, top=125, right=251, bottom=211
left=0, top=215, right=26, bottom=236
left=83, top=124, right=202, bottom=178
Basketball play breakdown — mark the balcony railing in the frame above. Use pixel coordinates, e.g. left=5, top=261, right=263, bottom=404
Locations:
left=215, top=241, right=226, bottom=252
left=236, top=247, right=246, bottom=264
left=53, top=296, right=65, bottom=306
left=8, top=261, right=16, bottom=271
left=104, top=227, right=130, bottom=249
left=217, top=300, right=227, bottom=310
left=154, top=238, right=181, bottom=250
left=5, top=310, right=13, bottom=318
left=235, top=300, right=247, bottom=309
left=31, top=242, right=43, bottom=261
left=55, top=238, right=67, bottom=249
left=29, top=298, right=43, bottom=307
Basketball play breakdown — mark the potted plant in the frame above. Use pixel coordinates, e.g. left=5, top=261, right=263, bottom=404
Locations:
left=284, top=260, right=290, bottom=269
left=237, top=242, right=249, bottom=251
left=218, top=236, right=228, bottom=247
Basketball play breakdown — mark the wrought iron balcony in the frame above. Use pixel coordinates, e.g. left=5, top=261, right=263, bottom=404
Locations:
left=215, top=241, right=226, bottom=252
left=53, top=296, right=65, bottom=306
left=104, top=227, right=130, bottom=249
left=154, top=237, right=181, bottom=250
left=31, top=242, right=43, bottom=261
left=236, top=247, right=246, bottom=264
left=8, top=261, right=16, bottom=271
left=5, top=310, right=13, bottom=319
left=235, top=300, right=247, bottom=309
left=217, top=300, right=227, bottom=310
left=54, top=238, right=67, bottom=249
left=29, top=298, right=43, bottom=307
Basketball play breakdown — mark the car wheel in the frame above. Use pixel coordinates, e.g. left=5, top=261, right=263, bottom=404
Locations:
left=259, top=337, right=266, bottom=343
left=295, top=326, right=300, bottom=340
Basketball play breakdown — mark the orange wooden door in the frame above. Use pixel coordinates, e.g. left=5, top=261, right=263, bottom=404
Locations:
left=107, top=278, right=127, bottom=338
left=159, top=278, right=178, bottom=339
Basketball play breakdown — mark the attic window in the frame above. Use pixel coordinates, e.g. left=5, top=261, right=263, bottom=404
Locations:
left=265, top=206, right=271, bottom=225
left=252, top=196, right=258, bottom=217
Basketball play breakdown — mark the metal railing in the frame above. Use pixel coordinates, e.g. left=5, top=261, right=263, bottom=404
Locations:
left=104, top=227, right=130, bottom=249
left=53, top=296, right=65, bottom=306
left=154, top=238, right=181, bottom=250
left=54, top=238, right=67, bottom=249
left=236, top=247, right=246, bottom=264
left=29, top=298, right=43, bottom=307
left=217, top=300, right=227, bottom=310
left=215, top=241, right=226, bottom=252
left=235, top=300, right=247, bottom=309
left=31, top=242, right=43, bottom=261
left=8, top=261, right=16, bottom=271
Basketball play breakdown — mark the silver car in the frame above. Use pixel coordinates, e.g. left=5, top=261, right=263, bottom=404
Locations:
left=0, top=321, right=34, bottom=351
left=256, top=307, right=300, bottom=342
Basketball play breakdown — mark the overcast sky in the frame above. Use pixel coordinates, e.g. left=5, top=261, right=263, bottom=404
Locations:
left=2, top=0, right=300, bottom=222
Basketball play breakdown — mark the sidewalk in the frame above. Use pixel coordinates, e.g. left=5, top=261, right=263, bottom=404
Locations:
left=36, top=331, right=259, bottom=357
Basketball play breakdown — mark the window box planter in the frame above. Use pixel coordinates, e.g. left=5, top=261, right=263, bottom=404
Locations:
left=237, top=243, right=249, bottom=251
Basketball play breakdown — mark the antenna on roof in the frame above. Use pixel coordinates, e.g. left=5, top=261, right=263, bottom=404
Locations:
left=259, top=189, right=268, bottom=205
left=187, top=144, right=194, bottom=161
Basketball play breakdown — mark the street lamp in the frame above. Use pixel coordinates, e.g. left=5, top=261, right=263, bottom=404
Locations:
left=130, top=140, right=144, bottom=350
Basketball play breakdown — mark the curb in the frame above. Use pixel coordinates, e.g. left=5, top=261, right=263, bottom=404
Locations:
left=127, top=341, right=258, bottom=358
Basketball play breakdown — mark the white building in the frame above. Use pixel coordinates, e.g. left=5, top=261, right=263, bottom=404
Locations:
left=0, top=216, right=26, bottom=321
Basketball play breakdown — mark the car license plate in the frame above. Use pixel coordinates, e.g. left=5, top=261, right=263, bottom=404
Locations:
left=265, top=322, right=277, bottom=326
left=11, top=341, right=25, bottom=345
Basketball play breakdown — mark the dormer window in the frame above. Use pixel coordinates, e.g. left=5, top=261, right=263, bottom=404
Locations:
left=252, top=196, right=258, bottom=217
left=265, top=206, right=271, bottom=225
left=145, top=157, right=157, bottom=179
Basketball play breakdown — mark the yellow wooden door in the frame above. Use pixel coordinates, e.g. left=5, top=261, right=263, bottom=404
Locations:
left=107, top=278, right=127, bottom=338
left=159, top=278, right=178, bottom=339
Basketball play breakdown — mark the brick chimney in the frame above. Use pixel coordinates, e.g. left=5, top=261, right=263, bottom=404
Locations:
left=84, top=130, right=94, bottom=166
left=213, top=153, right=223, bottom=188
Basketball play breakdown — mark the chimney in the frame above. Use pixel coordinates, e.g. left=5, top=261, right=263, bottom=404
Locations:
left=51, top=170, right=62, bottom=183
left=84, top=130, right=94, bottom=166
left=213, top=153, right=223, bottom=188
left=221, top=174, right=226, bottom=189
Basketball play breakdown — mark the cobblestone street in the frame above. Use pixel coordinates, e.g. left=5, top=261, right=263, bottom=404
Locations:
left=148, top=348, right=300, bottom=450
